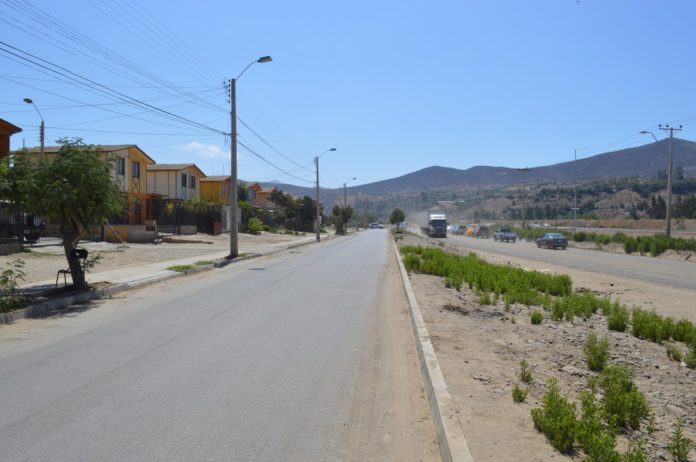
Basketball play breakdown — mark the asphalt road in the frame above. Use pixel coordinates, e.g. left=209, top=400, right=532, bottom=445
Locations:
left=442, top=234, right=696, bottom=291
left=0, top=230, right=432, bottom=461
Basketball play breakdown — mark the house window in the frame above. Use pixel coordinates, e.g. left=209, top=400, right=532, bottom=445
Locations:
left=181, top=173, right=187, bottom=188
left=116, top=158, right=125, bottom=175
left=131, top=161, right=140, bottom=178
left=189, top=175, right=196, bottom=189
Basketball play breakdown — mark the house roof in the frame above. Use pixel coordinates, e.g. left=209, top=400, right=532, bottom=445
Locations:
left=200, top=175, right=230, bottom=182
left=17, top=144, right=156, bottom=163
left=147, top=163, right=206, bottom=178
left=0, top=119, right=22, bottom=134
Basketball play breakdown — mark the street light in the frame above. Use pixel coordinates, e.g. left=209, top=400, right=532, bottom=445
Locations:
left=23, top=98, right=44, bottom=157
left=343, top=177, right=357, bottom=207
left=573, top=147, right=589, bottom=233
left=641, top=127, right=681, bottom=237
left=228, top=56, right=272, bottom=259
left=314, top=148, right=336, bottom=242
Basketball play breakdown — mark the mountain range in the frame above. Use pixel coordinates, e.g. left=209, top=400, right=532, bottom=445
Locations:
left=260, top=138, right=696, bottom=206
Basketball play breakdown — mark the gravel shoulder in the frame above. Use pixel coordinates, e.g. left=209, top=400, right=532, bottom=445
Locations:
left=399, top=232, right=696, bottom=461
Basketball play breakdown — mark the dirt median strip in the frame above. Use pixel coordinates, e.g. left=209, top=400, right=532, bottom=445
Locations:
left=391, top=238, right=474, bottom=462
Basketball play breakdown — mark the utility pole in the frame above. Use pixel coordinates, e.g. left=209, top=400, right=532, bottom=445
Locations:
left=573, top=147, right=588, bottom=233
left=517, top=168, right=530, bottom=228
left=343, top=177, right=356, bottom=208
left=315, top=156, right=320, bottom=242
left=659, top=124, right=682, bottom=238
left=23, top=98, right=44, bottom=157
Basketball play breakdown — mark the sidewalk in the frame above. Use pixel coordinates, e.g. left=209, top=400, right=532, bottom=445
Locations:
left=1, top=231, right=322, bottom=323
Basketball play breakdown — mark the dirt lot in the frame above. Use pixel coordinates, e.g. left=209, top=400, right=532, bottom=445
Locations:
left=1, top=231, right=315, bottom=286
left=399, top=233, right=696, bottom=461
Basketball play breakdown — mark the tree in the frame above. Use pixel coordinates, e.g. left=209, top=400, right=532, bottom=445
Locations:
left=4, top=139, right=125, bottom=289
left=389, top=208, right=405, bottom=226
left=331, top=205, right=353, bottom=235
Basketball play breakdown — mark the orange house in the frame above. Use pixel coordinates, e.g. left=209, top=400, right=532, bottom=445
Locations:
left=16, top=144, right=156, bottom=224
left=200, top=175, right=231, bottom=204
left=0, top=119, right=22, bottom=159
left=248, top=183, right=277, bottom=209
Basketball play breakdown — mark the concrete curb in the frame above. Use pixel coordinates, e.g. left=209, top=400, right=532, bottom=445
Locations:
left=2, top=235, right=325, bottom=324
left=392, top=239, right=474, bottom=462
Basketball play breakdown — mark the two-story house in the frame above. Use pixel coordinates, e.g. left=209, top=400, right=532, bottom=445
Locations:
left=247, top=182, right=277, bottom=209
left=0, top=119, right=22, bottom=159
left=146, top=163, right=206, bottom=201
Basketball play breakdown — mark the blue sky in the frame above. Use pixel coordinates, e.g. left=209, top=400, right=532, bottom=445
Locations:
left=2, top=0, right=695, bottom=190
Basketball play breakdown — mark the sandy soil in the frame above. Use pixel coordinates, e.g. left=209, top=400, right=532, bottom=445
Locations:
left=399, top=233, right=696, bottom=461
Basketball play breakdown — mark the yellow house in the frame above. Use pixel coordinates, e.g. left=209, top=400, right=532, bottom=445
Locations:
left=15, top=144, right=156, bottom=224
left=200, top=175, right=231, bottom=204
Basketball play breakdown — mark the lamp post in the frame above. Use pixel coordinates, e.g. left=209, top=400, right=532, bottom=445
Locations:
left=23, top=98, right=44, bottom=157
left=343, top=177, right=357, bottom=207
left=314, top=148, right=336, bottom=242
left=227, top=56, right=272, bottom=259
left=573, top=147, right=589, bottom=233
left=641, top=127, right=682, bottom=238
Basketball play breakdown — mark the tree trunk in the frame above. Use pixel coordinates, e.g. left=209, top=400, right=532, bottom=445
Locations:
left=62, top=235, right=87, bottom=290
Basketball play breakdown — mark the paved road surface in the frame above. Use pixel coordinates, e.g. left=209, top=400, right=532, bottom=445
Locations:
left=0, top=230, right=437, bottom=462
left=443, top=234, right=696, bottom=291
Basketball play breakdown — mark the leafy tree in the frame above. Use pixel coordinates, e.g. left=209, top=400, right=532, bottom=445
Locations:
left=389, top=208, right=405, bottom=226
left=331, top=205, right=353, bottom=235
left=3, top=139, right=125, bottom=289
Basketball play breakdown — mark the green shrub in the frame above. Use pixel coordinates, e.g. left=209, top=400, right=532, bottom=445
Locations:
left=622, top=438, right=647, bottom=462
left=0, top=259, right=27, bottom=313
left=666, top=343, right=683, bottom=362
left=584, top=332, right=610, bottom=372
left=512, top=384, right=528, bottom=403
left=685, top=344, right=696, bottom=369
left=576, top=386, right=620, bottom=462
left=573, top=231, right=587, bottom=242
left=599, top=366, right=649, bottom=431
left=530, top=310, right=544, bottom=325
left=247, top=217, right=263, bottom=234
left=519, top=359, right=534, bottom=384
left=530, top=378, right=577, bottom=454
left=672, top=318, right=696, bottom=345
left=631, top=308, right=672, bottom=344
left=667, top=419, right=692, bottom=462
left=607, top=303, right=629, bottom=332
left=166, top=264, right=193, bottom=272
left=622, top=237, right=638, bottom=254
left=478, top=291, right=492, bottom=305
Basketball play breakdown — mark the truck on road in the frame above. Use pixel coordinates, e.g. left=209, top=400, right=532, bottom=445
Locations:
left=424, top=213, right=448, bottom=238
left=493, top=227, right=517, bottom=242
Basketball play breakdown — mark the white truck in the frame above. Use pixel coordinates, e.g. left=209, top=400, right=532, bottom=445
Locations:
left=424, top=213, right=447, bottom=238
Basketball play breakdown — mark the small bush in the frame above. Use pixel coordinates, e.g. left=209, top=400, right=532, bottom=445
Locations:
left=666, top=343, right=683, bottom=362
left=530, top=378, right=577, bottom=454
left=512, top=384, right=528, bottom=403
left=584, top=332, right=610, bottom=372
left=478, top=291, right=492, bottom=305
left=519, top=359, right=534, bottom=384
left=247, top=217, right=263, bottom=234
left=576, top=386, right=620, bottom=462
left=631, top=308, right=672, bottom=344
left=685, top=344, right=696, bottom=369
left=530, top=310, right=544, bottom=325
left=622, top=438, right=647, bottom=462
left=0, top=259, right=27, bottom=313
left=600, top=365, right=649, bottom=431
left=606, top=302, right=629, bottom=332
left=667, top=419, right=692, bottom=462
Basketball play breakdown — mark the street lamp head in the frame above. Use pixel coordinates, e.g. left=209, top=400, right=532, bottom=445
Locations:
left=23, top=98, right=33, bottom=104
left=330, top=148, right=337, bottom=151
left=257, top=56, right=272, bottom=63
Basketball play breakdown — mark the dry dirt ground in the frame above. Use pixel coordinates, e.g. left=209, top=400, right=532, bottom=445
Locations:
left=1, top=231, right=315, bottom=286
left=399, top=233, right=696, bottom=462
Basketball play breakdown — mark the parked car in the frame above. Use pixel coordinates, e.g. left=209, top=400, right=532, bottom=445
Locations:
left=493, top=227, right=517, bottom=242
left=536, top=232, right=568, bottom=249
left=369, top=223, right=383, bottom=229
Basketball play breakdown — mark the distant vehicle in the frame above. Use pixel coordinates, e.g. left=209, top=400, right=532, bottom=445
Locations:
left=493, top=227, right=517, bottom=242
left=536, top=232, right=568, bottom=249
left=474, top=225, right=489, bottom=239
left=369, top=223, right=383, bottom=229
left=424, top=213, right=447, bottom=238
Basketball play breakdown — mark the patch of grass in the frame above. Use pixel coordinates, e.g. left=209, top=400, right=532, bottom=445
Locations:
left=531, top=378, right=577, bottom=454
left=667, top=419, right=692, bottom=462
left=21, top=248, right=55, bottom=257
left=512, top=384, right=528, bottom=403
left=622, top=438, right=647, bottom=462
left=632, top=308, right=673, bottom=344
left=606, top=302, right=629, bottom=332
left=666, top=343, right=683, bottom=362
left=195, top=260, right=213, bottom=266
left=518, top=359, right=534, bottom=384
left=0, top=259, right=27, bottom=313
left=685, top=343, right=696, bottom=369
left=584, top=331, right=610, bottom=372
left=575, top=384, right=620, bottom=462
left=166, top=264, right=193, bottom=272
left=530, top=310, right=544, bottom=325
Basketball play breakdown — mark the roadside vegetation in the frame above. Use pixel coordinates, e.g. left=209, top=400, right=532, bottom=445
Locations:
left=400, top=242, right=696, bottom=459
left=0, top=259, right=27, bottom=313
left=166, top=264, right=193, bottom=272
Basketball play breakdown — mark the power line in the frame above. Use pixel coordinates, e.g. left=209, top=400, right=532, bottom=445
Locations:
left=238, top=140, right=314, bottom=184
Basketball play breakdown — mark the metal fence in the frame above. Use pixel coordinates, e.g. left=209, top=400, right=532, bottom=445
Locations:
left=150, top=199, right=223, bottom=235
